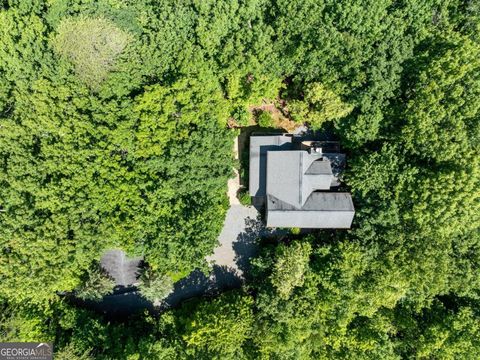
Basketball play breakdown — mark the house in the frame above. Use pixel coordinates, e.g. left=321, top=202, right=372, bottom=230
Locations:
left=249, top=134, right=354, bottom=228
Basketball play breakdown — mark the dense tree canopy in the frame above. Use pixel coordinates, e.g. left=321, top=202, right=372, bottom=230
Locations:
left=1, top=0, right=479, bottom=359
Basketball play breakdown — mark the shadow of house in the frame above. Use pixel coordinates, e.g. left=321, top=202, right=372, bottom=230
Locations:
left=238, top=126, right=285, bottom=189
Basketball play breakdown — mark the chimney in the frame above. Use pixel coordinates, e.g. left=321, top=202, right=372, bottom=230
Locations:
left=308, top=146, right=322, bottom=154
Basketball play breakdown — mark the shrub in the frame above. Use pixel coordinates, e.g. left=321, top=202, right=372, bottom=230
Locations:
left=231, top=106, right=249, bottom=127
left=238, top=188, right=252, bottom=206
left=138, top=271, right=174, bottom=303
left=256, top=110, right=274, bottom=128
left=290, top=227, right=301, bottom=235
left=75, top=267, right=115, bottom=301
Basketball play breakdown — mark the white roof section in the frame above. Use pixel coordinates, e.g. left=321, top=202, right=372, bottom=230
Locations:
left=266, top=151, right=302, bottom=207
left=266, top=151, right=334, bottom=208
left=302, top=158, right=333, bottom=200
left=266, top=208, right=355, bottom=228
left=249, top=135, right=292, bottom=197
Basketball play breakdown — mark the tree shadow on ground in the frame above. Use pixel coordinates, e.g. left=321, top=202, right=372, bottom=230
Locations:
left=160, top=265, right=242, bottom=310
left=232, top=213, right=288, bottom=279
left=161, top=213, right=279, bottom=310
left=77, top=212, right=288, bottom=318
left=162, top=213, right=288, bottom=310
left=71, top=291, right=154, bottom=320
left=232, top=215, right=263, bottom=278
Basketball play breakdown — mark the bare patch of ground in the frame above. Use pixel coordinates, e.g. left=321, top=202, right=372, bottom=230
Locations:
left=227, top=137, right=241, bottom=205
left=249, top=100, right=300, bottom=132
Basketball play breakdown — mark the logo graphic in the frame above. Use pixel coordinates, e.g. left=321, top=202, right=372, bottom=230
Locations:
left=0, top=343, right=53, bottom=360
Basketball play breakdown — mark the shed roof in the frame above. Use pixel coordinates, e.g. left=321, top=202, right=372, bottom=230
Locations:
left=100, top=249, right=142, bottom=286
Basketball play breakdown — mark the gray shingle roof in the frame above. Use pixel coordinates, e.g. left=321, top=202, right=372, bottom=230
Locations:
left=266, top=151, right=334, bottom=208
left=266, top=193, right=354, bottom=228
left=305, top=159, right=332, bottom=175
left=266, top=151, right=303, bottom=207
left=249, top=134, right=355, bottom=228
left=267, top=209, right=354, bottom=229
left=267, top=192, right=354, bottom=211
left=249, top=135, right=292, bottom=197
left=100, top=249, right=142, bottom=286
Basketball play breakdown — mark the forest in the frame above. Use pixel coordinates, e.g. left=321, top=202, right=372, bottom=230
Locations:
left=0, top=0, right=479, bottom=359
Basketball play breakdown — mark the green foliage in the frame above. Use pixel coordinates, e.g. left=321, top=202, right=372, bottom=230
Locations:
left=256, top=110, right=274, bottom=128
left=290, top=227, right=301, bottom=235
left=0, top=303, right=49, bottom=342
left=270, top=241, right=312, bottom=299
left=46, top=301, right=157, bottom=359
left=179, top=291, right=254, bottom=359
left=131, top=78, right=235, bottom=274
left=138, top=271, right=174, bottom=303
left=54, top=343, right=93, bottom=360
left=1, top=1, right=480, bottom=359
left=0, top=32, right=233, bottom=304
left=394, top=299, right=480, bottom=359
left=288, top=82, right=353, bottom=129
left=75, top=267, right=115, bottom=301
left=275, top=0, right=421, bottom=144
left=401, top=31, right=480, bottom=163
left=238, top=188, right=252, bottom=206
left=166, top=269, right=191, bottom=283
left=53, top=16, right=132, bottom=89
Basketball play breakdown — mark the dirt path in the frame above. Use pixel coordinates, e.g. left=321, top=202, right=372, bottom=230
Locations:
left=227, top=137, right=241, bottom=205
left=249, top=102, right=299, bottom=132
